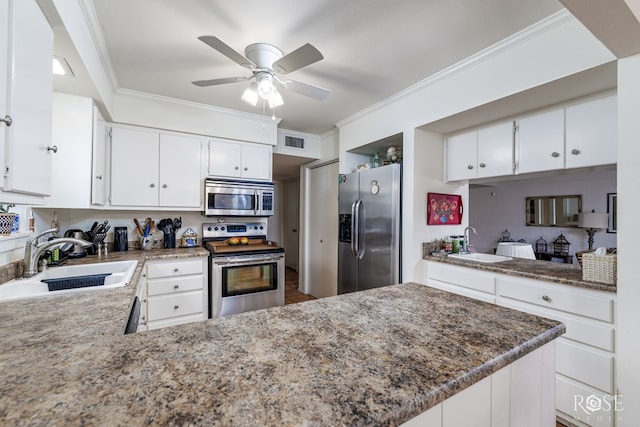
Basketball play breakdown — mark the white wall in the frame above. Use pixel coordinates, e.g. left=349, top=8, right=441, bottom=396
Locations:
left=469, top=169, right=617, bottom=254
left=616, top=53, right=640, bottom=426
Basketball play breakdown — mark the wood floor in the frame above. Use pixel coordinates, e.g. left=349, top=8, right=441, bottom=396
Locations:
left=284, top=267, right=316, bottom=305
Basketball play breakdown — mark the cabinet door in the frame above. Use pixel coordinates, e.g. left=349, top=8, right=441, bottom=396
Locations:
left=516, top=109, right=564, bottom=174
left=48, top=93, right=93, bottom=208
left=565, top=95, right=617, bottom=168
left=3, top=0, right=53, bottom=196
left=92, top=120, right=109, bottom=205
left=110, top=127, right=159, bottom=206
left=241, top=143, right=272, bottom=180
left=477, top=121, right=513, bottom=178
left=208, top=139, right=242, bottom=177
left=159, top=134, right=202, bottom=207
left=446, top=130, right=477, bottom=181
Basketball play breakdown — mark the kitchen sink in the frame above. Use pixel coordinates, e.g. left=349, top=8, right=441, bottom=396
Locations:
left=0, top=260, right=138, bottom=302
left=447, top=253, right=512, bottom=263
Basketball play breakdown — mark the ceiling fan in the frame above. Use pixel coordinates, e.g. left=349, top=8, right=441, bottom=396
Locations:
left=192, top=36, right=330, bottom=108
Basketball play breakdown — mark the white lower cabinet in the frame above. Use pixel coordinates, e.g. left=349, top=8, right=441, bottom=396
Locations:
left=401, top=342, right=555, bottom=427
left=423, top=261, right=617, bottom=427
left=140, top=257, right=208, bottom=331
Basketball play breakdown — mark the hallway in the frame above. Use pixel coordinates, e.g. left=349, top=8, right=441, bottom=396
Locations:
left=284, top=268, right=316, bottom=305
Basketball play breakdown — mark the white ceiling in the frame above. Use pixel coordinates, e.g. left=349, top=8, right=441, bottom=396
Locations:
left=79, top=0, right=565, bottom=136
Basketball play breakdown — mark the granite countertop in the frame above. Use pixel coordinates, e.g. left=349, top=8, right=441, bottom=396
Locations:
left=423, top=252, right=616, bottom=293
left=0, top=275, right=564, bottom=426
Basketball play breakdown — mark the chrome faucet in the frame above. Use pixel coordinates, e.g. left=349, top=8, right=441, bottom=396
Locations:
left=460, top=226, right=477, bottom=254
left=23, top=228, right=92, bottom=278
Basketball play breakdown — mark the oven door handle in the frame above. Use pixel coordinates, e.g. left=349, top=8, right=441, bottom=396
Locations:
left=213, top=255, right=283, bottom=266
left=254, top=189, right=259, bottom=215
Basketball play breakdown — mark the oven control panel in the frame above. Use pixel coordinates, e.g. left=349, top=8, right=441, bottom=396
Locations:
left=202, top=222, right=267, bottom=240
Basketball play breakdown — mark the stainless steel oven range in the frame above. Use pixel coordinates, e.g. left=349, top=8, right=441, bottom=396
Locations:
left=203, top=221, right=284, bottom=318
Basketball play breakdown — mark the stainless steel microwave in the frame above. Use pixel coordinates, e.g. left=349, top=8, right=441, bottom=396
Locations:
left=204, top=179, right=274, bottom=217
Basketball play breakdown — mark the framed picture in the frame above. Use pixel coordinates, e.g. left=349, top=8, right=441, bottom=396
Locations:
left=607, top=193, right=617, bottom=233
left=427, top=192, right=463, bottom=225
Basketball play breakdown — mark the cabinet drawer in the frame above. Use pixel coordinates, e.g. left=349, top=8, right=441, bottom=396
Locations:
left=556, top=338, right=613, bottom=393
left=147, top=314, right=205, bottom=331
left=498, top=277, right=613, bottom=322
left=147, top=259, right=204, bottom=279
left=147, top=275, right=203, bottom=296
left=556, top=376, right=615, bottom=427
left=426, top=262, right=496, bottom=294
left=147, top=291, right=204, bottom=321
left=426, top=279, right=496, bottom=304
left=500, top=299, right=614, bottom=352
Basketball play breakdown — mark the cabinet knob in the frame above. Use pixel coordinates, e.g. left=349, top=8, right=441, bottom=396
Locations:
left=174, top=284, right=179, bottom=289
left=174, top=268, right=179, bottom=272
left=0, top=115, right=12, bottom=127
left=234, top=166, right=239, bottom=170
left=162, top=184, right=168, bottom=189
left=150, top=183, right=156, bottom=188
left=571, top=149, right=581, bottom=155
left=542, top=295, right=552, bottom=302
left=174, top=305, right=179, bottom=310
left=551, top=152, right=560, bottom=158
left=467, top=165, right=474, bottom=170
left=479, top=163, right=486, bottom=168
left=243, top=167, right=248, bottom=171
left=96, top=175, right=103, bottom=180
left=47, top=145, right=58, bottom=153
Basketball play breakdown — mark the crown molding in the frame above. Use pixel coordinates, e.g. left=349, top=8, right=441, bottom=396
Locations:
left=116, top=88, right=282, bottom=124
left=336, top=9, right=574, bottom=129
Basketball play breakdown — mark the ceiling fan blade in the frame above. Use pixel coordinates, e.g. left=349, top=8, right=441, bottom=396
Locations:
left=272, top=43, right=324, bottom=74
left=198, top=36, right=255, bottom=69
left=192, top=76, right=250, bottom=87
left=282, top=79, right=330, bottom=101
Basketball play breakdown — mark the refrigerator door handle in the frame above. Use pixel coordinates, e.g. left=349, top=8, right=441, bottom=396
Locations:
left=350, top=200, right=358, bottom=259
left=354, top=199, right=364, bottom=259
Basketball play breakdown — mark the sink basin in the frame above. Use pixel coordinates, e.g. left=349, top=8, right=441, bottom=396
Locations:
left=0, top=260, right=138, bottom=302
left=447, top=253, right=512, bottom=263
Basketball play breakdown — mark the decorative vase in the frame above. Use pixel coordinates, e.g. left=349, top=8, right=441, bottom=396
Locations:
left=0, top=213, right=17, bottom=236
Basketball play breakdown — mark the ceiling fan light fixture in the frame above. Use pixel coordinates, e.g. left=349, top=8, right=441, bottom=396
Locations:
left=257, top=73, right=275, bottom=100
left=241, top=82, right=259, bottom=106
left=268, top=89, right=284, bottom=108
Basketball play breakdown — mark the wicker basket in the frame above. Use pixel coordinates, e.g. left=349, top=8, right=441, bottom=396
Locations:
left=582, top=252, right=617, bottom=285
left=575, top=248, right=616, bottom=267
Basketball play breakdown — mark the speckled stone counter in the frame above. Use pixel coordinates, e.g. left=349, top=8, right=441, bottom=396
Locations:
left=0, top=277, right=564, bottom=426
left=423, top=251, right=616, bottom=293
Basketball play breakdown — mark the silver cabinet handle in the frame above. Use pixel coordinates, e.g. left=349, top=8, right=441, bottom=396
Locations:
left=174, top=305, right=179, bottom=310
left=467, top=165, right=474, bottom=170
left=47, top=145, right=58, bottom=153
left=174, top=268, right=179, bottom=272
left=174, top=284, right=179, bottom=289
left=150, top=183, right=155, bottom=188
left=571, top=149, right=581, bottom=155
left=96, top=175, right=103, bottom=180
left=234, top=166, right=239, bottom=170
left=1, top=115, right=12, bottom=126
left=542, top=295, right=551, bottom=302
left=479, top=163, right=486, bottom=168
left=162, top=184, right=168, bottom=188
left=551, top=152, right=560, bottom=158
left=244, top=167, right=248, bottom=171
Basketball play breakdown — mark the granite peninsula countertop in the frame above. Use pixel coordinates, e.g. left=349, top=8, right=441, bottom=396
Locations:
left=0, top=274, right=564, bottom=426
left=423, top=252, right=616, bottom=293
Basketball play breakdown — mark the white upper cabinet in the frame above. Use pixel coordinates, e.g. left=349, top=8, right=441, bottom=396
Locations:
left=47, top=93, right=95, bottom=208
left=446, top=130, right=477, bottom=181
left=446, top=121, right=513, bottom=181
left=92, top=121, right=109, bottom=206
left=208, top=138, right=272, bottom=181
left=515, top=108, right=565, bottom=174
left=565, top=95, right=617, bottom=168
left=110, top=126, right=203, bottom=209
left=477, top=121, right=514, bottom=178
left=1, top=0, right=53, bottom=199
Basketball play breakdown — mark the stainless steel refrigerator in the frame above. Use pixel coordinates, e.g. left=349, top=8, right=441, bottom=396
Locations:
left=338, top=163, right=401, bottom=294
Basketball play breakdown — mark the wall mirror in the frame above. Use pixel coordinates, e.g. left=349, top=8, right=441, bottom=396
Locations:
left=526, top=195, right=582, bottom=227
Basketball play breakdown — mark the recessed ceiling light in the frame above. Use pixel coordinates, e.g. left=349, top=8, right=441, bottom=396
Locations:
left=52, top=56, right=74, bottom=76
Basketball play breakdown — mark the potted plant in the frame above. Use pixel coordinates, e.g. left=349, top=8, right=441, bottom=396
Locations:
left=0, top=204, right=16, bottom=236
